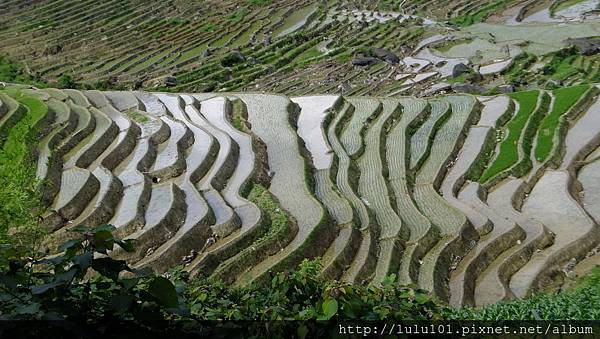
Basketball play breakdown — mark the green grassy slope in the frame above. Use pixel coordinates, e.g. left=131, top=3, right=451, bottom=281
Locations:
left=480, top=90, right=539, bottom=182
left=0, top=91, right=48, bottom=243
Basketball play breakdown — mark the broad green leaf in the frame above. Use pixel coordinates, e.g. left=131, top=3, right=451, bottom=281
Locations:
left=93, top=230, right=115, bottom=253
left=116, top=239, right=135, bottom=252
left=321, top=299, right=338, bottom=320
left=383, top=273, right=396, bottom=285
left=297, top=325, right=309, bottom=339
left=14, top=302, right=41, bottom=315
left=72, top=251, right=93, bottom=270
left=55, top=267, right=78, bottom=282
left=35, top=255, right=69, bottom=267
left=414, top=292, right=429, bottom=305
left=92, top=257, right=130, bottom=281
left=57, top=239, right=81, bottom=253
left=31, top=280, right=65, bottom=294
left=196, top=292, right=208, bottom=302
left=0, top=274, right=18, bottom=289
left=94, top=224, right=117, bottom=233
left=148, top=276, right=179, bottom=308
left=121, top=277, right=139, bottom=290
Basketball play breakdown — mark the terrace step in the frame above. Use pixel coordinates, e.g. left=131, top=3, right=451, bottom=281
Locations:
left=293, top=96, right=359, bottom=279
left=109, top=114, right=169, bottom=234
left=84, top=91, right=143, bottom=171
left=104, top=91, right=144, bottom=112
left=477, top=96, right=513, bottom=128
left=339, top=98, right=388, bottom=283
left=191, top=96, right=240, bottom=192
left=414, top=96, right=480, bottom=301
left=45, top=88, right=70, bottom=101
left=339, top=97, right=382, bottom=158
left=560, top=90, right=600, bottom=172
left=520, top=170, right=599, bottom=295
left=409, top=99, right=452, bottom=172
left=74, top=166, right=123, bottom=227
left=39, top=97, right=99, bottom=213
left=443, top=127, right=494, bottom=233
left=180, top=96, right=241, bottom=239
left=386, top=97, right=439, bottom=285
left=481, top=90, right=543, bottom=185
left=52, top=167, right=100, bottom=223
left=63, top=89, right=93, bottom=108
left=327, top=101, right=376, bottom=283
left=292, top=95, right=341, bottom=170
left=135, top=93, right=216, bottom=273
left=190, top=100, right=278, bottom=279
left=196, top=95, right=259, bottom=211
left=155, top=94, right=217, bottom=184
left=506, top=93, right=600, bottom=296
left=148, top=116, right=193, bottom=181
left=449, top=181, right=525, bottom=307
left=486, top=178, right=554, bottom=299
left=113, top=183, right=187, bottom=263
left=136, top=180, right=214, bottom=273
left=55, top=94, right=97, bottom=151
left=36, top=98, right=77, bottom=181
left=15, top=84, right=600, bottom=300
left=62, top=104, right=119, bottom=170
left=230, top=94, right=332, bottom=284
left=356, top=98, right=409, bottom=283
left=154, top=94, right=248, bottom=277
left=135, top=91, right=168, bottom=117
left=580, top=158, right=600, bottom=223
left=59, top=100, right=97, bottom=164
left=0, top=92, right=26, bottom=145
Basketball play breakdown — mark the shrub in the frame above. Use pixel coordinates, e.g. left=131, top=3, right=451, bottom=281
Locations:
left=0, top=224, right=182, bottom=324
left=0, top=225, right=444, bottom=336
left=57, top=74, right=77, bottom=89
left=0, top=56, right=47, bottom=88
left=189, top=259, right=443, bottom=322
left=220, top=52, right=245, bottom=67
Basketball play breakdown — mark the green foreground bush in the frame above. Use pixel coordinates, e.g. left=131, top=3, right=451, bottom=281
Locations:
left=2, top=223, right=598, bottom=328
left=0, top=224, right=442, bottom=322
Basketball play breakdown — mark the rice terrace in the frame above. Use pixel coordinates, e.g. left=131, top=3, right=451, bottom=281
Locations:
left=2, top=0, right=600, bottom=334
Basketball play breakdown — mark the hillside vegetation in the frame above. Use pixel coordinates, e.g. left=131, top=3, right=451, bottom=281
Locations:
left=1, top=0, right=600, bottom=329
left=2, top=1, right=600, bottom=96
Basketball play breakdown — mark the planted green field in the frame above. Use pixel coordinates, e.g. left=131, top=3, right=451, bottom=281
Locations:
left=480, top=90, right=539, bottom=183
left=534, top=85, right=589, bottom=162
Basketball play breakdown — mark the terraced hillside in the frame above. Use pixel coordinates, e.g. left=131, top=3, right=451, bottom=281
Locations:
left=3, top=0, right=600, bottom=98
left=3, top=83, right=599, bottom=307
